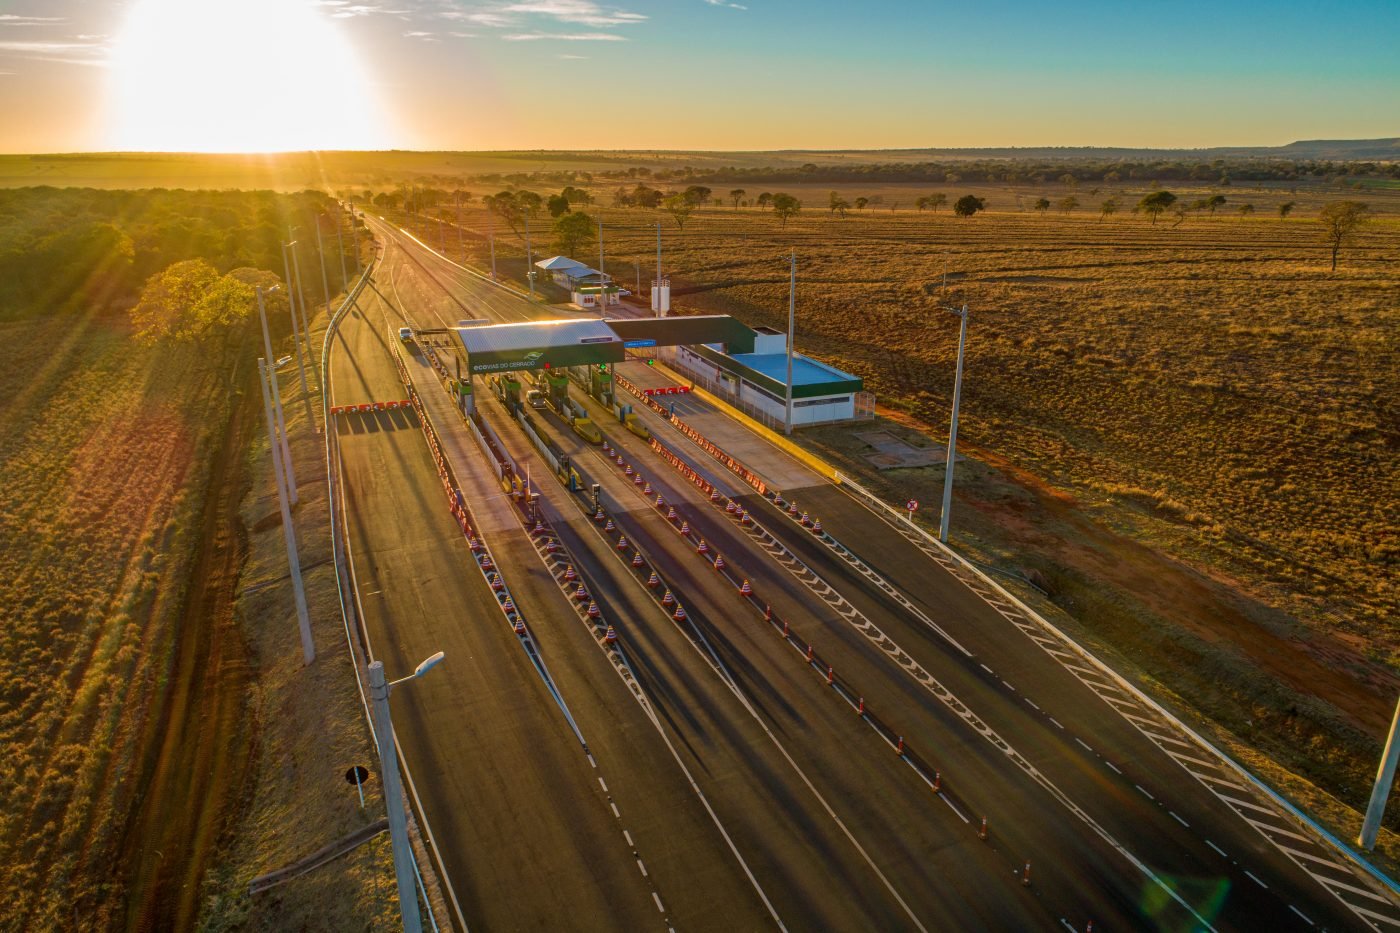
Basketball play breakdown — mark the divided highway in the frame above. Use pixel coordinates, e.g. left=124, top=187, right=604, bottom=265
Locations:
left=326, top=211, right=1400, bottom=931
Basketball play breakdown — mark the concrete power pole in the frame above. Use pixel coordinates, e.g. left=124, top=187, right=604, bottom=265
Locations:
left=369, top=662, right=423, bottom=933
left=939, top=304, right=969, bottom=544
left=277, top=252, right=315, bottom=435
left=1360, top=698, right=1400, bottom=849
left=258, top=357, right=314, bottom=665
left=525, top=213, right=534, bottom=300
left=784, top=251, right=795, bottom=436
left=256, top=288, right=298, bottom=503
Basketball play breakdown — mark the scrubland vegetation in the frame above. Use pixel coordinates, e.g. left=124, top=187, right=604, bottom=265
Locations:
left=0, top=186, right=368, bottom=927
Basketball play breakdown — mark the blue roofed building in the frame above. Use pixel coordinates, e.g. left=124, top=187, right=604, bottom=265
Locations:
left=672, top=326, right=869, bottom=426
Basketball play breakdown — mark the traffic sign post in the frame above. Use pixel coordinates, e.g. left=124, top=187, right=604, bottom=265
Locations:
left=906, top=498, right=919, bottom=522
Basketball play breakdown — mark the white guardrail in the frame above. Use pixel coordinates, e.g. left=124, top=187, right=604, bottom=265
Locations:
left=833, top=469, right=1400, bottom=904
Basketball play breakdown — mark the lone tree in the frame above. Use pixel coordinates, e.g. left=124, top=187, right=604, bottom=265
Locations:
left=1237, top=203, right=1255, bottom=220
left=663, top=194, right=695, bottom=231
left=1318, top=200, right=1370, bottom=270
left=953, top=195, right=986, bottom=217
left=1278, top=201, right=1296, bottom=220
left=771, top=193, right=801, bottom=227
left=756, top=192, right=774, bottom=210
left=1205, top=194, right=1227, bottom=217
left=1099, top=197, right=1120, bottom=221
left=854, top=197, right=869, bottom=210
left=1058, top=196, right=1078, bottom=214
left=1033, top=198, right=1051, bottom=215
left=553, top=211, right=595, bottom=256
left=729, top=188, right=746, bottom=209
left=1137, top=190, right=1177, bottom=224
left=928, top=193, right=947, bottom=212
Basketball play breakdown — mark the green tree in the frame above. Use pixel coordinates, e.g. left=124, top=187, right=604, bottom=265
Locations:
left=1058, top=196, right=1079, bottom=214
left=1237, top=203, right=1255, bottom=220
left=553, top=211, right=595, bottom=256
left=854, top=197, right=869, bottom=210
left=682, top=185, right=712, bottom=206
left=1278, top=201, right=1296, bottom=220
left=547, top=194, right=571, bottom=218
left=928, top=193, right=947, bottom=212
left=373, top=191, right=401, bottom=211
left=1033, top=198, right=1051, bottom=215
left=1205, top=194, right=1227, bottom=216
left=1318, top=200, right=1370, bottom=270
left=516, top=190, right=543, bottom=217
left=1099, top=197, right=1120, bottom=221
left=561, top=185, right=592, bottom=205
left=756, top=192, right=774, bottom=210
left=129, top=259, right=261, bottom=342
left=729, top=188, right=746, bottom=209
left=1059, top=173, right=1079, bottom=187
left=486, top=191, right=523, bottom=233
left=632, top=185, right=663, bottom=208
left=953, top=195, right=986, bottom=217
left=771, top=193, right=801, bottom=227
left=663, top=194, right=695, bottom=230
left=1137, top=190, right=1176, bottom=224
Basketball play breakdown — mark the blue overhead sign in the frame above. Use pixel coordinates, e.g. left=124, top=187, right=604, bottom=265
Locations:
left=625, top=339, right=657, bottom=348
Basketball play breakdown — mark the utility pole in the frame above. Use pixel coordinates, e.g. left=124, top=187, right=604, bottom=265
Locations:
left=784, top=250, right=795, bottom=436
left=277, top=252, right=315, bottom=433
left=939, top=304, right=969, bottom=544
left=256, top=288, right=298, bottom=502
left=524, top=213, right=534, bottom=300
left=598, top=218, right=605, bottom=310
left=1360, top=698, right=1400, bottom=849
left=368, top=662, right=422, bottom=933
left=455, top=191, right=463, bottom=258
left=316, top=221, right=333, bottom=352
left=488, top=209, right=497, bottom=280
left=288, top=229, right=313, bottom=360
left=258, top=356, right=314, bottom=664
left=335, top=207, right=349, bottom=289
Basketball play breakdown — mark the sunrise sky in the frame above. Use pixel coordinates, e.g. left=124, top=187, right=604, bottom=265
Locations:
left=1, top=0, right=1396, bottom=153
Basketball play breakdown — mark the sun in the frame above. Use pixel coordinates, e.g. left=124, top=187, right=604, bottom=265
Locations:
left=107, top=0, right=387, bottom=152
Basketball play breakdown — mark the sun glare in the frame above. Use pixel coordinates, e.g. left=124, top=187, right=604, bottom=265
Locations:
left=108, top=0, right=387, bottom=152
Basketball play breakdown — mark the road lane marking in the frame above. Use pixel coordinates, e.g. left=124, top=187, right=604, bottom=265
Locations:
left=1206, top=840, right=1228, bottom=858
left=1135, top=784, right=1154, bottom=800
left=1289, top=905, right=1315, bottom=926
left=653, top=892, right=665, bottom=913
left=1170, top=811, right=1189, bottom=828
left=1075, top=738, right=1093, bottom=752
left=598, top=777, right=608, bottom=793
left=1105, top=761, right=1122, bottom=774
left=1246, top=870, right=1268, bottom=889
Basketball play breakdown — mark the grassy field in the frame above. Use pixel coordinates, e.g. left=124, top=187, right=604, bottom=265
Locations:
left=0, top=187, right=394, bottom=929
left=0, top=308, right=240, bottom=927
left=386, top=181, right=1399, bottom=828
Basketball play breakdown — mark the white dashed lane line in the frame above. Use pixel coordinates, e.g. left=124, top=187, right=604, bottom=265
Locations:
left=1170, top=811, right=1190, bottom=828
left=1206, top=840, right=1228, bottom=858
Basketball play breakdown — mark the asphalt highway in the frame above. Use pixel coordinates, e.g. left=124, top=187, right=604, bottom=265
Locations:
left=329, top=211, right=1399, bottom=931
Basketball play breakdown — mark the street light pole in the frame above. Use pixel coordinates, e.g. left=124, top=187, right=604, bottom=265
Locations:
left=256, top=287, right=298, bottom=503
left=784, top=250, right=795, bottom=436
left=288, top=229, right=313, bottom=360
left=258, top=357, right=314, bottom=664
left=1360, top=697, right=1400, bottom=849
left=598, top=218, right=605, bottom=310
left=939, top=304, right=969, bottom=544
left=368, top=652, right=445, bottom=933
left=335, top=209, right=349, bottom=289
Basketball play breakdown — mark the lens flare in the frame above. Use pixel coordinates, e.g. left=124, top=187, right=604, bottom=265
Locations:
left=107, top=0, right=388, bottom=152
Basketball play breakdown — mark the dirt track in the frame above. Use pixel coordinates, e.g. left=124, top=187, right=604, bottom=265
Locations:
left=116, top=360, right=256, bottom=932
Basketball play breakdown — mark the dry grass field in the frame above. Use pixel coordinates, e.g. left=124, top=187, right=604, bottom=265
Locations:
left=0, top=309, right=241, bottom=927
left=390, top=180, right=1398, bottom=824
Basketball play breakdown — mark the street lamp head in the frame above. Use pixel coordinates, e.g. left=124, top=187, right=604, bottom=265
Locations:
left=413, top=651, right=445, bottom=678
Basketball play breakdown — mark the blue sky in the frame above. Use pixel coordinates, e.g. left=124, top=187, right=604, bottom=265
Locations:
left=0, top=0, right=1396, bottom=151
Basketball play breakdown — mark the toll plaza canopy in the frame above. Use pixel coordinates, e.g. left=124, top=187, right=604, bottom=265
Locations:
left=453, top=314, right=761, bottom=375
left=454, top=319, right=624, bottom=374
